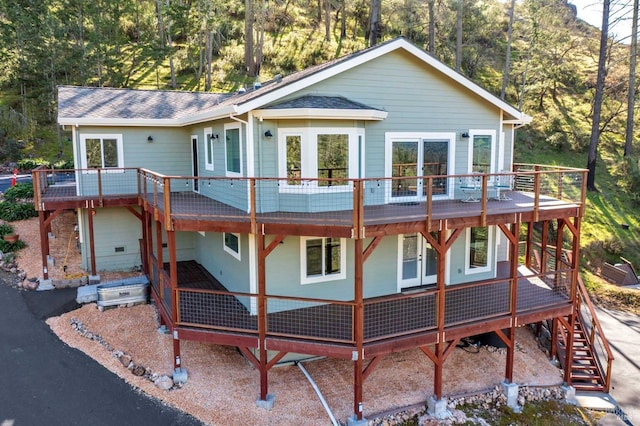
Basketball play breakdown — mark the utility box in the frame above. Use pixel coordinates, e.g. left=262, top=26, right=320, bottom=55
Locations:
left=97, top=282, right=149, bottom=309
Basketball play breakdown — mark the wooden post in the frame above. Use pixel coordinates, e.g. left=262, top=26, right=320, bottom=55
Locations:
left=540, top=220, right=549, bottom=273
left=87, top=208, right=97, bottom=276
left=353, top=237, right=364, bottom=419
left=434, top=229, right=447, bottom=399
left=167, top=230, right=181, bottom=370
left=156, top=219, right=164, bottom=301
left=38, top=211, right=50, bottom=280
left=257, top=232, right=269, bottom=401
left=525, top=222, right=532, bottom=269
left=505, top=220, right=520, bottom=383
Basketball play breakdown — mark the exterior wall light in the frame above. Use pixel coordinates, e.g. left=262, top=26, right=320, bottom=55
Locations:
left=147, top=136, right=154, bottom=143
left=264, top=130, right=273, bottom=139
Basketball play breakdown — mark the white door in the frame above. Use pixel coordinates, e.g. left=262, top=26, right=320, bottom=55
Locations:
left=399, top=233, right=437, bottom=289
left=388, top=137, right=451, bottom=203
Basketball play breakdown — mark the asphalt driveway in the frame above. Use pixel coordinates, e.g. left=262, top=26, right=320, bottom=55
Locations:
left=0, top=277, right=204, bottom=426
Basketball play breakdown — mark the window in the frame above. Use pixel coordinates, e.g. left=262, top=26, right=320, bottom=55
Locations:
left=225, top=124, right=242, bottom=176
left=468, top=130, right=496, bottom=174
left=80, top=134, right=123, bottom=169
left=465, top=226, right=493, bottom=274
left=285, top=134, right=302, bottom=185
left=223, top=232, right=240, bottom=260
left=317, top=134, right=348, bottom=186
left=204, top=127, right=213, bottom=170
left=301, top=237, right=346, bottom=284
left=279, top=128, right=363, bottom=192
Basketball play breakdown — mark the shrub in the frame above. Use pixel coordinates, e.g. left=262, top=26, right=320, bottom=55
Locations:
left=17, top=157, right=50, bottom=171
left=0, top=238, right=26, bottom=253
left=3, top=182, right=34, bottom=202
left=0, top=202, right=37, bottom=222
left=0, top=223, right=14, bottom=236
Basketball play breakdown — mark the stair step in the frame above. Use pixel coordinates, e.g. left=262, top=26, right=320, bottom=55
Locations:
left=572, top=372, right=602, bottom=381
left=573, top=383, right=605, bottom=392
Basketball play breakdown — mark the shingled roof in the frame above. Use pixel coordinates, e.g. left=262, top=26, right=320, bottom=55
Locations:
left=58, top=86, right=228, bottom=122
left=262, top=95, right=383, bottom=111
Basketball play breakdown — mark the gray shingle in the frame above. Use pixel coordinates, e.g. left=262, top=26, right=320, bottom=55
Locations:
left=58, top=86, right=229, bottom=121
left=261, top=95, right=382, bottom=111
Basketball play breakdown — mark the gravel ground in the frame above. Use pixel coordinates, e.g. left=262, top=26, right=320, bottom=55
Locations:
left=6, top=212, right=566, bottom=425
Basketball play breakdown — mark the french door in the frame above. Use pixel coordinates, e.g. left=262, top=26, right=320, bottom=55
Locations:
left=388, top=135, right=452, bottom=203
left=399, top=233, right=437, bottom=289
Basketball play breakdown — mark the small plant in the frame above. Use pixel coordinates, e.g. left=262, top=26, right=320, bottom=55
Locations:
left=3, top=182, right=34, bottom=202
left=0, top=223, right=13, bottom=236
left=0, top=202, right=37, bottom=222
left=0, top=238, right=26, bottom=253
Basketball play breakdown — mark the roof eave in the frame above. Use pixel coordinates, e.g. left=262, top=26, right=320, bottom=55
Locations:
left=57, top=117, right=181, bottom=127
left=253, top=108, right=388, bottom=121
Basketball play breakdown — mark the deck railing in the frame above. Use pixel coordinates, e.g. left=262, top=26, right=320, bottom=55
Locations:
left=32, top=166, right=588, bottom=236
left=163, top=268, right=572, bottom=346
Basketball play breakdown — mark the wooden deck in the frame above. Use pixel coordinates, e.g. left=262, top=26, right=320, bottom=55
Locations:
left=159, top=260, right=571, bottom=356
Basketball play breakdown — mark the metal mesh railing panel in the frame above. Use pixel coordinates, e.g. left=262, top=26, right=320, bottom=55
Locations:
left=445, top=281, right=510, bottom=326
left=266, top=297, right=354, bottom=343
left=364, top=292, right=437, bottom=341
left=177, top=290, right=258, bottom=333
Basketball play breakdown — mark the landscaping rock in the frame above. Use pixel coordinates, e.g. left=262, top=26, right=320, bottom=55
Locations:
left=154, top=375, right=174, bottom=390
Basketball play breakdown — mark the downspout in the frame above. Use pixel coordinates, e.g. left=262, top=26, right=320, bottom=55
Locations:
left=297, top=361, right=339, bottom=426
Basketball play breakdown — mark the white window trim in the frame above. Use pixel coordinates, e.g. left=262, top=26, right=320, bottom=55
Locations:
left=278, top=127, right=363, bottom=193
left=224, top=123, right=243, bottom=177
left=79, top=133, right=124, bottom=172
left=204, top=127, right=213, bottom=171
left=223, top=232, right=241, bottom=260
left=467, top=129, right=497, bottom=174
left=464, top=226, right=494, bottom=275
left=300, top=236, right=347, bottom=284
left=384, top=132, right=456, bottom=203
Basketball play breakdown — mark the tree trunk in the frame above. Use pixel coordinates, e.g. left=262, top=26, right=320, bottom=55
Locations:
left=586, top=0, right=610, bottom=191
left=325, top=0, right=331, bottom=41
left=501, top=0, right=516, bottom=100
left=624, top=0, right=639, bottom=157
left=428, top=0, right=435, bottom=53
left=368, top=0, right=382, bottom=47
left=244, top=0, right=256, bottom=77
left=340, top=0, right=347, bottom=39
left=456, top=0, right=463, bottom=72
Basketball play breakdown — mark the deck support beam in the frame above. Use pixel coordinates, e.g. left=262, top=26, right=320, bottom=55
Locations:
left=353, top=237, right=365, bottom=421
left=167, top=230, right=181, bottom=370
left=256, top=232, right=270, bottom=403
left=38, top=211, right=51, bottom=280
left=506, top=220, right=520, bottom=383
left=87, top=208, right=97, bottom=276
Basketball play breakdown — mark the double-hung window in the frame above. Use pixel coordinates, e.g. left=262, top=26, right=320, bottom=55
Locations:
left=301, top=237, right=346, bottom=284
left=80, top=134, right=124, bottom=169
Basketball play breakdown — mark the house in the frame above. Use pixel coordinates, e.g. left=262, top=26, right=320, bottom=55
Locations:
left=35, top=37, right=607, bottom=423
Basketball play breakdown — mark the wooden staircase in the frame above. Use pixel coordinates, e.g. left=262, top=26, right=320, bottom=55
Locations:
left=556, top=313, right=608, bottom=391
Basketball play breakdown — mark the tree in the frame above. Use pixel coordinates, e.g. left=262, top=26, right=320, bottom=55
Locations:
left=501, top=0, right=516, bottom=100
left=428, top=0, right=435, bottom=53
left=368, top=0, right=381, bottom=46
left=587, top=0, right=611, bottom=191
left=456, top=0, right=463, bottom=72
left=244, top=0, right=256, bottom=76
left=624, top=0, right=639, bottom=157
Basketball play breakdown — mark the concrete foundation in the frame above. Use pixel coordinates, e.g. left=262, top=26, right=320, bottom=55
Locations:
left=427, top=396, right=449, bottom=419
left=346, top=415, right=368, bottom=426
left=172, top=367, right=188, bottom=384
left=255, top=394, right=275, bottom=410
left=37, top=279, right=54, bottom=291
left=501, top=381, right=521, bottom=412
left=561, top=384, right=577, bottom=405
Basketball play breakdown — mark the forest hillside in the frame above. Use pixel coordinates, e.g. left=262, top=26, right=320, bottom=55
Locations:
left=1, top=0, right=639, bottom=302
